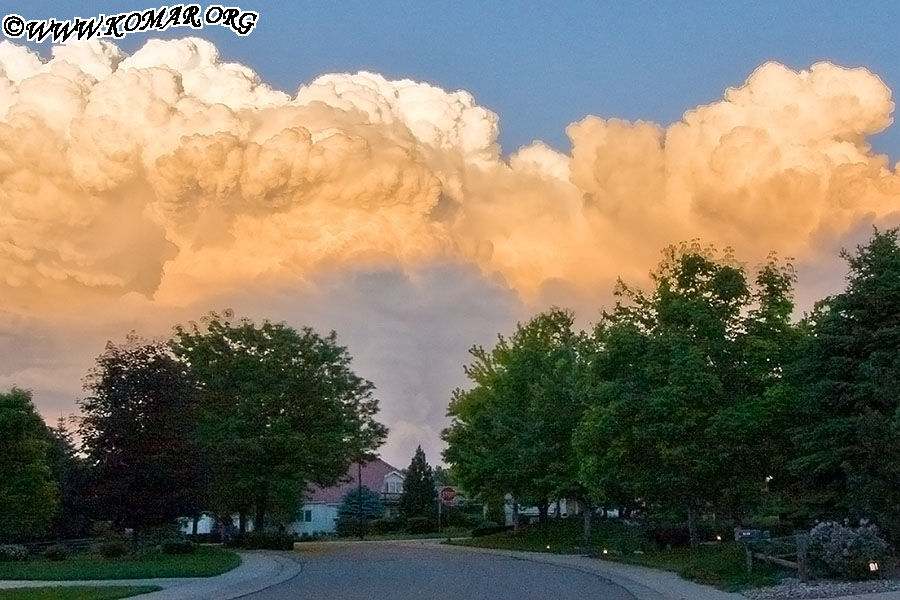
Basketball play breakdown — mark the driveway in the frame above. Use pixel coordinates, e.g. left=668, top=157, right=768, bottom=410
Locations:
left=243, top=542, right=635, bottom=600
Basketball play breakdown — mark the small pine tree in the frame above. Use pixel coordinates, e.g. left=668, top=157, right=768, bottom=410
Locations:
left=335, top=487, right=383, bottom=537
left=398, top=446, right=437, bottom=520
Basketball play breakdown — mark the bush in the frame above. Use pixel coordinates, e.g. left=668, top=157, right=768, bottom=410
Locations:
left=161, top=539, right=197, bottom=554
left=96, top=540, right=130, bottom=559
left=335, top=515, right=368, bottom=538
left=0, top=545, right=27, bottom=562
left=471, top=522, right=513, bottom=537
left=369, top=518, right=403, bottom=535
left=41, top=544, right=68, bottom=561
left=406, top=516, right=435, bottom=534
left=226, top=531, right=294, bottom=550
left=645, top=523, right=691, bottom=548
left=188, top=531, right=221, bottom=544
left=808, top=521, right=889, bottom=579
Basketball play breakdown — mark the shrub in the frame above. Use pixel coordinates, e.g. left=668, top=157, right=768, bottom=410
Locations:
left=187, top=532, right=221, bottom=544
left=97, top=541, right=129, bottom=559
left=808, top=521, right=889, bottom=579
left=369, top=518, right=403, bottom=535
left=471, top=522, right=513, bottom=537
left=42, top=544, right=68, bottom=561
left=145, top=524, right=184, bottom=548
left=0, top=545, right=27, bottom=562
left=161, top=539, right=197, bottom=555
left=335, top=515, right=368, bottom=538
left=226, top=531, right=294, bottom=551
left=645, top=523, right=691, bottom=548
left=406, top=516, right=435, bottom=534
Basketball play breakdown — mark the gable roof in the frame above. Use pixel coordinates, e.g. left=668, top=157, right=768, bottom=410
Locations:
left=305, top=458, right=402, bottom=504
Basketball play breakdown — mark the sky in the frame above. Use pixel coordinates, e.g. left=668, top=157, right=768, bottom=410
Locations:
left=2, top=1, right=900, bottom=468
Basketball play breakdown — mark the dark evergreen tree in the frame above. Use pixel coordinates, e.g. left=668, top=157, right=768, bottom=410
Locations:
left=335, top=487, right=383, bottom=537
left=790, top=229, right=900, bottom=539
left=45, top=417, right=92, bottom=539
left=399, top=446, right=436, bottom=520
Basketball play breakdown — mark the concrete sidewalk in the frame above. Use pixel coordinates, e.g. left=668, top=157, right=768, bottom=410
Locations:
left=416, top=542, right=900, bottom=600
left=412, top=542, right=744, bottom=600
left=0, top=551, right=302, bottom=600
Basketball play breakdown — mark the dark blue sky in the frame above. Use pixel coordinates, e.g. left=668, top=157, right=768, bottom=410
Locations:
left=18, top=1, right=900, bottom=160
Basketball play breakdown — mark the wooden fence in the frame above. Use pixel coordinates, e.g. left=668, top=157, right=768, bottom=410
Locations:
left=741, top=533, right=810, bottom=581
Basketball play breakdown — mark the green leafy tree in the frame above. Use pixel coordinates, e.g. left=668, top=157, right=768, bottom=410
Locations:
left=171, top=311, right=387, bottom=531
left=575, top=243, right=796, bottom=546
left=443, top=308, right=587, bottom=530
left=0, top=388, right=57, bottom=541
left=399, top=446, right=436, bottom=519
left=789, top=229, right=900, bottom=538
left=79, top=336, right=206, bottom=534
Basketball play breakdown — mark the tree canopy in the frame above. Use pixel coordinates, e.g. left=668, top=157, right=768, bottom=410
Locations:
left=171, top=311, right=388, bottom=530
left=0, top=387, right=57, bottom=541
left=443, top=308, right=587, bottom=524
left=78, top=336, right=206, bottom=533
left=789, top=229, right=900, bottom=539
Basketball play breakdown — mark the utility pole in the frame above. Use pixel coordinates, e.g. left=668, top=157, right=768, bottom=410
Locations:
left=357, top=461, right=364, bottom=540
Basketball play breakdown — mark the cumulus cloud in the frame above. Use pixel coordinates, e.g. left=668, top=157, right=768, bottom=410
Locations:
left=0, top=37, right=898, bottom=464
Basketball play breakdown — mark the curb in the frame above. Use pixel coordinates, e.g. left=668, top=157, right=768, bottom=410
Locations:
left=0, top=551, right=303, bottom=600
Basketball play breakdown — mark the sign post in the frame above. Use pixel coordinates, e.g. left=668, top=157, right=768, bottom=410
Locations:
left=438, top=487, right=457, bottom=534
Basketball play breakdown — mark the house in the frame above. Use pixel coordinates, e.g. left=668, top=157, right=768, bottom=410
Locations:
left=288, top=458, right=405, bottom=535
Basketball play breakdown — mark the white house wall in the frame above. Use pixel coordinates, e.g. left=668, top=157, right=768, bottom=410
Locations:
left=288, top=503, right=339, bottom=535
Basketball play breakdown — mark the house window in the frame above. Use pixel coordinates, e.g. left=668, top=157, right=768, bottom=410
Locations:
left=304, top=510, right=312, bottom=522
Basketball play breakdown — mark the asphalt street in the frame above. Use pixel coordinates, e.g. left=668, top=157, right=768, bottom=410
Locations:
left=243, top=542, right=635, bottom=600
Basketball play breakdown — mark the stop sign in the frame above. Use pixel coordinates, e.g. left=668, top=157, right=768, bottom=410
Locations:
left=440, top=486, right=456, bottom=503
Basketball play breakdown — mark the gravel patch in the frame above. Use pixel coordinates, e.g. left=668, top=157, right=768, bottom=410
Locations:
left=743, top=577, right=900, bottom=599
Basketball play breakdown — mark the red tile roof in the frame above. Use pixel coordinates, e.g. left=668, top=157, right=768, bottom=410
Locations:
left=305, top=458, right=402, bottom=504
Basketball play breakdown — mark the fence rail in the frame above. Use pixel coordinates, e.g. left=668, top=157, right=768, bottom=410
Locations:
left=741, top=533, right=810, bottom=581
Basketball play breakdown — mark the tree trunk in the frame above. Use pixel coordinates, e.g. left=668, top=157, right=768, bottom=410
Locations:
left=554, top=501, right=561, bottom=519
left=581, top=499, right=592, bottom=545
left=239, top=510, right=247, bottom=534
left=254, top=488, right=268, bottom=532
left=687, top=503, right=699, bottom=550
left=192, top=515, right=199, bottom=536
left=537, top=497, right=549, bottom=525
left=512, top=499, right=519, bottom=534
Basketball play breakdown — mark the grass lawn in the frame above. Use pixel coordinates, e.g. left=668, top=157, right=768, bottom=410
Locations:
left=0, top=586, right=160, bottom=599
left=0, top=547, right=240, bottom=581
left=452, top=518, right=644, bottom=554
left=452, top=519, right=787, bottom=591
left=612, top=543, right=786, bottom=591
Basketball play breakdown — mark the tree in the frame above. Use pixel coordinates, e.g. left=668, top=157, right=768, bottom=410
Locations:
left=171, top=311, right=387, bottom=531
left=335, top=487, right=383, bottom=537
left=789, top=229, right=900, bottom=539
left=0, top=388, right=57, bottom=541
left=443, top=308, right=587, bottom=532
left=399, top=446, right=436, bottom=520
left=45, top=417, right=92, bottom=539
left=432, top=465, right=456, bottom=487
left=575, top=243, right=796, bottom=547
left=79, top=336, right=206, bottom=534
